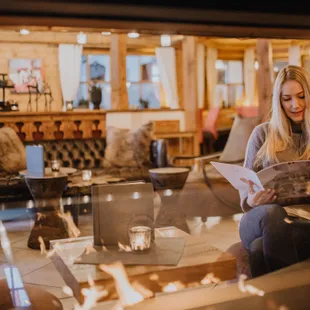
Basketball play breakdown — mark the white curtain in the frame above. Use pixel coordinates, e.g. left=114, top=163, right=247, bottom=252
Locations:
left=206, top=47, right=218, bottom=108
left=288, top=45, right=301, bottom=66
left=243, top=48, right=256, bottom=106
left=58, top=44, right=83, bottom=110
left=155, top=47, right=179, bottom=109
left=196, top=44, right=205, bottom=109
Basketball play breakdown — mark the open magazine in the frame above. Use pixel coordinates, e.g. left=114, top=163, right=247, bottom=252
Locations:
left=211, top=160, right=310, bottom=220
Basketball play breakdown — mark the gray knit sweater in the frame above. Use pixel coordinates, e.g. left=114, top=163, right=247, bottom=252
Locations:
left=240, top=121, right=307, bottom=212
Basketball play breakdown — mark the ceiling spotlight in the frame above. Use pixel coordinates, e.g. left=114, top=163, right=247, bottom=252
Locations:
left=127, top=32, right=139, bottom=39
left=160, top=34, right=171, bottom=47
left=101, top=31, right=111, bottom=36
left=20, top=29, right=30, bottom=35
left=77, top=32, right=87, bottom=44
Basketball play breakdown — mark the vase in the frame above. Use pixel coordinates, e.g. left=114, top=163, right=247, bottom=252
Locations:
left=91, top=89, right=102, bottom=110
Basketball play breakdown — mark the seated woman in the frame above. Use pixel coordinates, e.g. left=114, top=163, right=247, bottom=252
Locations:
left=239, top=65, right=310, bottom=277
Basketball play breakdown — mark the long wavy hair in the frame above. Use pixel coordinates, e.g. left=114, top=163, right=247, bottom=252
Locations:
left=254, top=65, right=310, bottom=169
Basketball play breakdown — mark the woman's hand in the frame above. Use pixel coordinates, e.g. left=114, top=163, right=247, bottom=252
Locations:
left=241, top=179, right=277, bottom=207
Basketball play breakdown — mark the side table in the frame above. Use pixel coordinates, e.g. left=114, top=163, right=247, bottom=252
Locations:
left=24, top=172, right=69, bottom=250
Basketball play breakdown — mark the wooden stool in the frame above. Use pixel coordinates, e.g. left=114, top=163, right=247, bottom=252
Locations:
left=0, top=279, right=63, bottom=309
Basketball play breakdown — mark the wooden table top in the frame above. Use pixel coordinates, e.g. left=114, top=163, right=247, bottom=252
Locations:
left=50, top=227, right=236, bottom=304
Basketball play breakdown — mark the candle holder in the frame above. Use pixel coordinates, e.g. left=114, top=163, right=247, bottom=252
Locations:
left=82, top=170, right=92, bottom=182
left=66, top=100, right=74, bottom=111
left=51, top=159, right=60, bottom=172
left=128, top=226, right=151, bottom=251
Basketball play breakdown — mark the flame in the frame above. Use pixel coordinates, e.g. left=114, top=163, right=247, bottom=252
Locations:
left=149, top=273, right=159, bottom=281
left=131, top=281, right=154, bottom=299
left=63, top=286, right=74, bottom=296
left=99, top=261, right=145, bottom=307
left=85, top=243, right=97, bottom=255
left=37, top=212, right=46, bottom=220
left=74, top=274, right=108, bottom=310
left=162, top=281, right=185, bottom=293
left=74, top=287, right=108, bottom=310
left=58, top=211, right=81, bottom=238
left=38, top=237, right=61, bottom=258
left=38, top=236, right=47, bottom=255
left=238, top=274, right=265, bottom=296
left=88, top=274, right=95, bottom=287
left=187, top=282, right=200, bottom=288
left=284, top=218, right=293, bottom=224
left=118, top=242, right=132, bottom=252
left=201, top=272, right=220, bottom=285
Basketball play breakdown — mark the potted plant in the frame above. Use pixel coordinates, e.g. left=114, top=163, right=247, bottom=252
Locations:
left=89, top=83, right=102, bottom=110
left=139, top=98, right=149, bottom=109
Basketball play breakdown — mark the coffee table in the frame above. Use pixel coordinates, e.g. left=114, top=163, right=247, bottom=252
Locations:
left=50, top=227, right=236, bottom=305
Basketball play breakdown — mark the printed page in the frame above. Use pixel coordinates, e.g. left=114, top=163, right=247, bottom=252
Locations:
left=284, top=206, right=310, bottom=221
left=257, top=160, right=310, bottom=206
left=210, top=161, right=264, bottom=191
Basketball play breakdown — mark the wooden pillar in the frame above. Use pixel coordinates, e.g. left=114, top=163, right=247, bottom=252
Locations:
left=256, top=39, right=273, bottom=122
left=175, top=46, right=184, bottom=109
left=182, top=36, right=200, bottom=155
left=110, top=34, right=128, bottom=110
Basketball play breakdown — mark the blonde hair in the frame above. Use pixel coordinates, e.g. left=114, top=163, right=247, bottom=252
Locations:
left=254, top=65, right=310, bottom=169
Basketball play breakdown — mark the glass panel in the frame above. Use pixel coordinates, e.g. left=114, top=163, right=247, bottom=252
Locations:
left=126, top=56, right=140, bottom=82
left=140, top=56, right=157, bottom=81
left=128, top=83, right=140, bottom=108
left=141, top=83, right=160, bottom=108
left=227, top=85, right=244, bottom=107
left=88, top=55, right=110, bottom=82
left=215, top=84, right=228, bottom=107
left=274, top=60, right=288, bottom=78
left=151, top=63, right=160, bottom=82
left=74, top=83, right=88, bottom=107
left=80, top=55, right=87, bottom=82
left=100, top=83, right=111, bottom=110
left=227, top=61, right=243, bottom=84
left=216, top=60, right=228, bottom=84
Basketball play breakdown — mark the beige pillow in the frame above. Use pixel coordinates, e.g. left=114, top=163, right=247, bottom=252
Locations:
left=0, top=127, right=26, bottom=174
left=104, top=122, right=154, bottom=168
left=219, top=114, right=259, bottom=162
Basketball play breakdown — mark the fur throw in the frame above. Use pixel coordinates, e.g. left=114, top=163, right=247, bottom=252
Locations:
left=0, top=127, right=26, bottom=174
left=104, top=122, right=154, bottom=168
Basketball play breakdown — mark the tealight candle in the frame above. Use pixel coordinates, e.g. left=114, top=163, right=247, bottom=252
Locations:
left=82, top=170, right=92, bottom=182
left=51, top=160, right=60, bottom=172
left=128, top=226, right=151, bottom=251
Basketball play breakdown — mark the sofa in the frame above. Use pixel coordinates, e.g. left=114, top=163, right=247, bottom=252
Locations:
left=0, top=123, right=169, bottom=202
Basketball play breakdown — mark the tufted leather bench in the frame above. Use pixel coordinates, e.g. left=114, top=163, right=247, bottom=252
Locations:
left=1, top=138, right=168, bottom=201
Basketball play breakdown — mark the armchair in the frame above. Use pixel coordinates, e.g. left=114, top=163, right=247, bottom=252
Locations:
left=170, top=113, right=264, bottom=279
left=170, top=114, right=259, bottom=208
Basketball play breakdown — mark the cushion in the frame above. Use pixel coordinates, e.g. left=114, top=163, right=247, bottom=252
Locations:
left=219, top=114, right=259, bottom=162
left=104, top=122, right=154, bottom=168
left=0, top=127, right=26, bottom=175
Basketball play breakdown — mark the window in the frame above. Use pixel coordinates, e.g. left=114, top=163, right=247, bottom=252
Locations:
left=273, top=60, right=288, bottom=79
left=74, top=54, right=111, bottom=109
left=126, top=55, right=161, bottom=109
left=215, top=60, right=244, bottom=107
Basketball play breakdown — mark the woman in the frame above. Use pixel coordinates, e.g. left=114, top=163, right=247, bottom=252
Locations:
left=239, top=65, right=310, bottom=277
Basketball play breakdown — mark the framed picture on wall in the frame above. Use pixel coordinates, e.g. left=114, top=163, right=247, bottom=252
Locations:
left=8, top=58, right=44, bottom=93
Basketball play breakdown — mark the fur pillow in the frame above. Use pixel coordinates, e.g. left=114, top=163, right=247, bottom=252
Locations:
left=0, top=127, right=26, bottom=174
left=104, top=122, right=154, bottom=168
